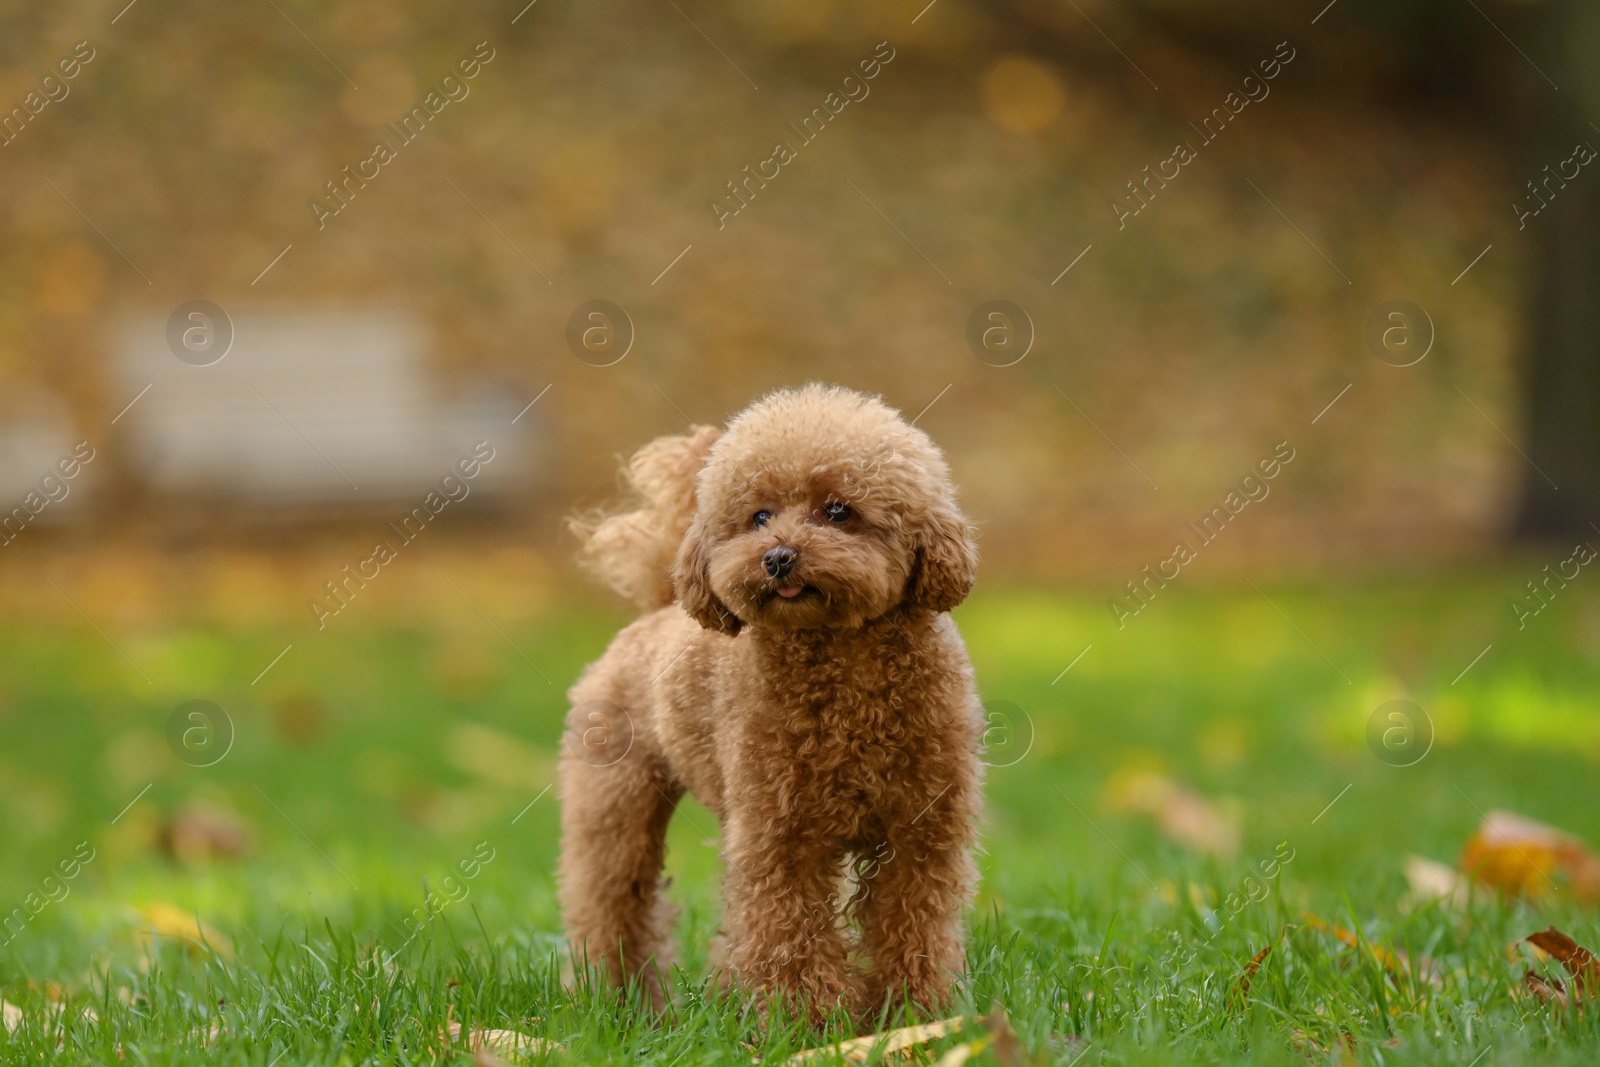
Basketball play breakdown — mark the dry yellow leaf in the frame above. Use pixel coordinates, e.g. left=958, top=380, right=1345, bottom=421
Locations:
left=1299, top=913, right=1426, bottom=984
left=785, top=1015, right=967, bottom=1064
left=932, top=1038, right=986, bottom=1067
left=1103, top=770, right=1239, bottom=858
left=1402, top=855, right=1471, bottom=910
left=1459, top=810, right=1600, bottom=904
left=136, top=903, right=233, bottom=960
left=444, top=1020, right=562, bottom=1057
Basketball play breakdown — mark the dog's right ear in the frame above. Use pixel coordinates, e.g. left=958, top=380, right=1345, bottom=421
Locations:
left=673, top=520, right=743, bottom=635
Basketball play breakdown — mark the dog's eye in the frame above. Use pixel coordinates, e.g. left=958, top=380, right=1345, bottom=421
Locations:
left=752, top=509, right=773, bottom=528
left=824, top=502, right=852, bottom=523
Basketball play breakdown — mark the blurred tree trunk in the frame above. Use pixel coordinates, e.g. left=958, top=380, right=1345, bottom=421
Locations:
left=1513, top=0, right=1600, bottom=540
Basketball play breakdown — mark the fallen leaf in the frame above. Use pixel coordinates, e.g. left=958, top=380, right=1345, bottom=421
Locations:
left=1401, top=855, right=1471, bottom=911
left=1049, top=1034, right=1090, bottom=1059
left=14, top=990, right=98, bottom=1026
left=1232, top=939, right=1277, bottom=1008
left=157, top=802, right=253, bottom=864
left=444, top=1020, right=562, bottom=1057
left=983, top=1003, right=1029, bottom=1067
left=473, top=1029, right=555, bottom=1055
left=1288, top=1028, right=1357, bottom=1061
left=0, top=997, right=104, bottom=1052
left=1301, top=913, right=1363, bottom=953
left=172, top=1019, right=224, bottom=1045
left=1299, top=913, right=1427, bottom=984
left=1525, top=969, right=1568, bottom=1008
left=1103, top=770, right=1239, bottom=859
left=1521, top=925, right=1600, bottom=1006
left=931, top=1037, right=987, bottom=1067
left=136, top=903, right=234, bottom=960
left=1459, top=810, right=1600, bottom=904
left=33, top=981, right=67, bottom=1002
left=784, top=1016, right=968, bottom=1064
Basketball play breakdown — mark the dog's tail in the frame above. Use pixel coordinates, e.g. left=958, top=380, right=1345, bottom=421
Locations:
left=569, top=426, right=720, bottom=611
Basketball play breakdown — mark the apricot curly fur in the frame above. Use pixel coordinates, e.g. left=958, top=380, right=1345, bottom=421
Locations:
left=567, top=425, right=721, bottom=611
left=558, top=384, right=984, bottom=1024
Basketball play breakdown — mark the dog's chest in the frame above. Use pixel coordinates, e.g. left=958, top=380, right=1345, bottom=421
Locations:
left=756, top=666, right=930, bottom=836
left=730, top=617, right=970, bottom=839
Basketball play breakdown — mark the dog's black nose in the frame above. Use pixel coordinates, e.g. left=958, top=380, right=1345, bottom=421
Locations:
left=763, top=545, right=798, bottom=579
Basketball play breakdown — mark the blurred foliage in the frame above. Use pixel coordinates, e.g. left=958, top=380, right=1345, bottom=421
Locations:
left=0, top=1, right=1548, bottom=576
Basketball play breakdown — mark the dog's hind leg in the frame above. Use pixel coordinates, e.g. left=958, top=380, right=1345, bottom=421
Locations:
left=557, top=746, right=681, bottom=1009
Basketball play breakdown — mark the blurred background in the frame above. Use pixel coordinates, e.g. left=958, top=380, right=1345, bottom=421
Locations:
left=1, top=0, right=1598, bottom=1041
left=6, top=0, right=1599, bottom=573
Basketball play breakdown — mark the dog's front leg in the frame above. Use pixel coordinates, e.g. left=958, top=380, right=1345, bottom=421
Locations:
left=720, top=819, right=854, bottom=1023
left=855, top=807, right=977, bottom=1017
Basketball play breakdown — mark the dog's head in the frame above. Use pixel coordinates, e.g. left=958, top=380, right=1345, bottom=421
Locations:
left=673, top=384, right=976, bottom=635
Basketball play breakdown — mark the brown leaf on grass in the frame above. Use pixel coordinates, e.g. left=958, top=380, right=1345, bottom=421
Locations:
left=1299, top=913, right=1433, bottom=986
left=1524, top=927, right=1600, bottom=985
left=1049, top=1034, right=1090, bottom=1059
left=784, top=1016, right=968, bottom=1065
left=1525, top=970, right=1569, bottom=1008
left=1231, top=939, right=1277, bottom=1008
left=1521, top=925, right=1600, bottom=1006
left=2, top=1000, right=21, bottom=1033
left=983, top=1003, right=1030, bottom=1067
left=1103, top=770, right=1239, bottom=859
left=157, top=802, right=254, bottom=865
left=1459, top=810, right=1600, bottom=904
left=1301, top=914, right=1374, bottom=957
left=1288, top=1028, right=1357, bottom=1062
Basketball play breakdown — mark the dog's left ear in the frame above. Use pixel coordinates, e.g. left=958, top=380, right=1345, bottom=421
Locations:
left=906, top=503, right=977, bottom=612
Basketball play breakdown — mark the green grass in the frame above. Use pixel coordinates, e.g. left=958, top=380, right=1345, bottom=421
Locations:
left=2, top=568, right=1598, bottom=1064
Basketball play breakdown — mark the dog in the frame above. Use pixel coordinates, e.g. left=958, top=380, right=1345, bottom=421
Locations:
left=557, top=383, right=983, bottom=1021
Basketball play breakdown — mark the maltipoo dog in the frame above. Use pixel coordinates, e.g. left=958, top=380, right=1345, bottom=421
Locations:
left=558, top=383, right=983, bottom=1021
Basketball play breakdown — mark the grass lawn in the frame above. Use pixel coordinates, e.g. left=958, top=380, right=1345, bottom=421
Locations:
left=1, top=565, right=1597, bottom=1064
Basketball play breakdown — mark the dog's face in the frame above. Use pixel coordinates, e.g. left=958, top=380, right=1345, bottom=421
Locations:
left=673, top=385, right=976, bottom=634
